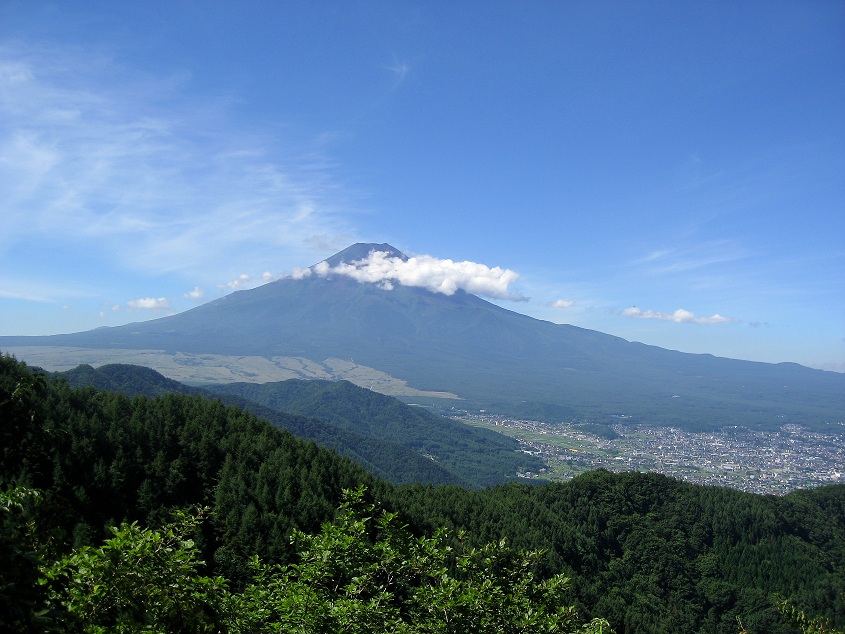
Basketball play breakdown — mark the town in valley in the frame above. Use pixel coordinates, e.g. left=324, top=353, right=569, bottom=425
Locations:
left=456, top=412, right=845, bottom=494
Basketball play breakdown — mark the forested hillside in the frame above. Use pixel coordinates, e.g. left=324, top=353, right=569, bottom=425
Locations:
left=2, top=354, right=843, bottom=633
left=59, top=362, right=204, bottom=398
left=60, top=363, right=547, bottom=488
left=59, top=363, right=468, bottom=487
left=207, top=378, right=545, bottom=487
left=392, top=474, right=845, bottom=633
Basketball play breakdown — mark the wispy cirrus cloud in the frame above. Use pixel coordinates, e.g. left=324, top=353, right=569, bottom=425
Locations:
left=635, top=240, right=750, bottom=276
left=631, top=239, right=761, bottom=300
left=621, top=306, right=739, bottom=325
left=0, top=288, right=51, bottom=303
left=0, top=42, right=354, bottom=290
left=383, top=56, right=410, bottom=83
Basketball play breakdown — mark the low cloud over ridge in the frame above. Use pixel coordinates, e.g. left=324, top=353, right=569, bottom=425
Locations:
left=622, top=306, right=739, bottom=325
left=126, top=297, right=170, bottom=310
left=305, top=249, right=527, bottom=301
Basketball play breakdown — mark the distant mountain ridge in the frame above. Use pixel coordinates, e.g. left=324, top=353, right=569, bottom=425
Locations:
left=5, top=243, right=844, bottom=431
left=60, top=363, right=203, bottom=398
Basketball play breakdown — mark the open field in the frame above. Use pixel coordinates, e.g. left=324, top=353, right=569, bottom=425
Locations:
left=3, top=346, right=458, bottom=399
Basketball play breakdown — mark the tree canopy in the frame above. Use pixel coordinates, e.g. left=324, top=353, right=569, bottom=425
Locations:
left=1, top=353, right=843, bottom=633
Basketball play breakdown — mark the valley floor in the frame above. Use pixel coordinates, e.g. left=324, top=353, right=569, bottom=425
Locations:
left=458, top=413, right=845, bottom=494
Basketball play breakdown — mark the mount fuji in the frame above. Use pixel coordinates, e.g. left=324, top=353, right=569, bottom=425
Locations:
left=3, top=243, right=843, bottom=431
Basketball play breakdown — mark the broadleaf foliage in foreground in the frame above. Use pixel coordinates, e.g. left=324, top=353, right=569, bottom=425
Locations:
left=6, top=485, right=610, bottom=633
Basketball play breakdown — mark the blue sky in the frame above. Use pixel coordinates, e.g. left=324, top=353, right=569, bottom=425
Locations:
left=1, top=1, right=843, bottom=371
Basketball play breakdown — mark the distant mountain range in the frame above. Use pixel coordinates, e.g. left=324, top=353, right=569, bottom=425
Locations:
left=4, top=243, right=844, bottom=431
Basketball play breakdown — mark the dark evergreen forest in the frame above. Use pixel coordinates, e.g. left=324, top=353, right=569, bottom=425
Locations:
left=60, top=363, right=546, bottom=488
left=205, top=378, right=545, bottom=488
left=2, top=354, right=843, bottom=633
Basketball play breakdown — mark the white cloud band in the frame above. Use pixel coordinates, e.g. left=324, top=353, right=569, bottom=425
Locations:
left=308, top=250, right=527, bottom=301
left=126, top=297, right=170, bottom=310
left=622, top=306, right=739, bottom=325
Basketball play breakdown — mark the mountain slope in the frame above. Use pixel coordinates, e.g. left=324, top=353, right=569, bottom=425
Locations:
left=4, top=243, right=843, bottom=431
left=56, top=363, right=532, bottom=487
left=207, top=379, right=545, bottom=487
left=60, top=363, right=203, bottom=398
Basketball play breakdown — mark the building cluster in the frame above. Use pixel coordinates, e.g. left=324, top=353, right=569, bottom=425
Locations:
left=455, top=412, right=845, bottom=495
